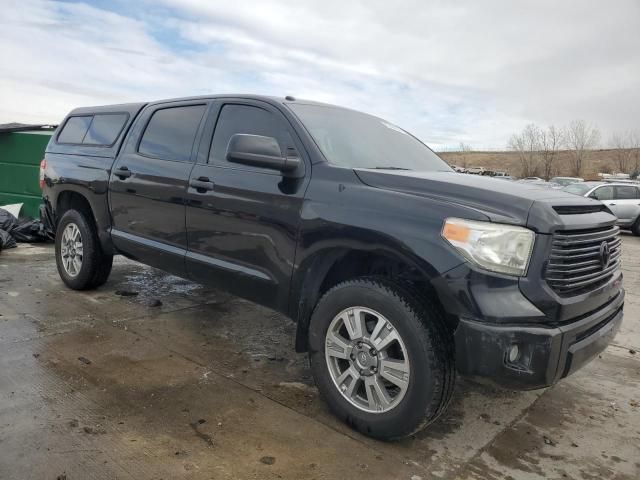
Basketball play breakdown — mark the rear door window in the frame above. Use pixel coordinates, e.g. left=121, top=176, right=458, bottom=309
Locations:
left=83, top=114, right=128, bottom=145
left=57, top=116, right=92, bottom=144
left=138, top=105, right=207, bottom=162
left=614, top=186, right=639, bottom=199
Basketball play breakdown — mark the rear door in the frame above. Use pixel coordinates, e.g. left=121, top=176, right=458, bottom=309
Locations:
left=611, top=185, right=640, bottom=226
left=184, top=100, right=309, bottom=313
left=109, top=101, right=208, bottom=275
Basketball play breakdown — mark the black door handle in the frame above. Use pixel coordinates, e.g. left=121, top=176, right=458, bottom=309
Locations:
left=114, top=166, right=131, bottom=179
left=189, top=176, right=214, bottom=193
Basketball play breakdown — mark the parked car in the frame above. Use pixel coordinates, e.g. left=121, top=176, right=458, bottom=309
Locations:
left=450, top=164, right=467, bottom=173
left=521, top=176, right=544, bottom=182
left=601, top=178, right=639, bottom=184
left=517, top=179, right=557, bottom=189
left=600, top=173, right=631, bottom=181
left=467, top=166, right=486, bottom=174
left=42, top=95, right=624, bottom=440
left=563, top=181, right=640, bottom=235
left=550, top=176, right=583, bottom=187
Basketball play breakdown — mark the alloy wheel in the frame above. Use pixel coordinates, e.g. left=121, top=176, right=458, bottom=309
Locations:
left=324, top=307, right=410, bottom=413
left=60, top=222, right=83, bottom=277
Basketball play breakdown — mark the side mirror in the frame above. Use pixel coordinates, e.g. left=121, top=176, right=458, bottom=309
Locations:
left=226, top=134, right=301, bottom=173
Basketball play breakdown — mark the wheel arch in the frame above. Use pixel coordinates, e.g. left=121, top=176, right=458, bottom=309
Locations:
left=54, top=188, right=115, bottom=254
left=291, top=246, right=454, bottom=352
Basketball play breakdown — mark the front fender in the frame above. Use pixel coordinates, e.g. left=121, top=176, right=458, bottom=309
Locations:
left=288, top=165, right=485, bottom=350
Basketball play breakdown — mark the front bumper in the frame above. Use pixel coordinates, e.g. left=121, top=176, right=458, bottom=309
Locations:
left=454, top=290, right=624, bottom=390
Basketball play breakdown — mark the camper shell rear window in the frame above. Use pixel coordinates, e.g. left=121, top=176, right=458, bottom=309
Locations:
left=57, top=113, right=129, bottom=146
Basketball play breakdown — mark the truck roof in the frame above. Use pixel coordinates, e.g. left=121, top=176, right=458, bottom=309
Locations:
left=50, top=95, right=327, bottom=159
left=68, top=102, right=147, bottom=116
left=51, top=95, right=391, bottom=160
left=67, top=94, right=349, bottom=116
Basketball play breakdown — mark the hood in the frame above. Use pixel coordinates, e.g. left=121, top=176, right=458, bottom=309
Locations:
left=354, top=170, right=615, bottom=233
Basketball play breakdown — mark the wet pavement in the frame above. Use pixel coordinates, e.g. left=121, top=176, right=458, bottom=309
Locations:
left=0, top=236, right=638, bottom=480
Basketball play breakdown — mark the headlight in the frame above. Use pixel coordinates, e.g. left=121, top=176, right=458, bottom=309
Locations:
left=441, top=218, right=535, bottom=276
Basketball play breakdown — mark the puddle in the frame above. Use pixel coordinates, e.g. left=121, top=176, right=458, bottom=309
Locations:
left=122, top=266, right=202, bottom=298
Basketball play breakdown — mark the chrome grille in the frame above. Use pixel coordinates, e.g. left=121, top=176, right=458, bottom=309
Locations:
left=545, top=225, right=621, bottom=296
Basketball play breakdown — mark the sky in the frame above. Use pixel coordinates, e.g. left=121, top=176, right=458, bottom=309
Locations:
left=1, top=0, right=639, bottom=150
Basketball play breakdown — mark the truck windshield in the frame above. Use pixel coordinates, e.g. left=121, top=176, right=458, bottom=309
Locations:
left=289, top=103, right=451, bottom=171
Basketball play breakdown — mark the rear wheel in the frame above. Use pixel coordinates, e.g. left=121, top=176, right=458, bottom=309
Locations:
left=632, top=217, right=640, bottom=236
left=308, top=277, right=455, bottom=440
left=55, top=209, right=113, bottom=290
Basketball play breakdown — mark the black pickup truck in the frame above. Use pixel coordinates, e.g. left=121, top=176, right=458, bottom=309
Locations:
left=41, top=95, right=624, bottom=439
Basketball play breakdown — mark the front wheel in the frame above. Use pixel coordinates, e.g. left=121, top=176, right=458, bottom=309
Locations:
left=308, top=278, right=455, bottom=440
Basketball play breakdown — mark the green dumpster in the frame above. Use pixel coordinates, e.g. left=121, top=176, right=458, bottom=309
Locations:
left=0, top=128, right=54, bottom=218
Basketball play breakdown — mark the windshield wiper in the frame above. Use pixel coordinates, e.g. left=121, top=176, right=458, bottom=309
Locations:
left=371, top=166, right=412, bottom=170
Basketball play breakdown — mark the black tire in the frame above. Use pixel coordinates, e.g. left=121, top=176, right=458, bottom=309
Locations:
left=55, top=209, right=113, bottom=290
left=632, top=218, right=640, bottom=236
left=89, top=251, right=114, bottom=288
left=308, top=277, right=455, bottom=440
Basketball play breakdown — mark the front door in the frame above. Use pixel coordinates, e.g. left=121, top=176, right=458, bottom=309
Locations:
left=109, top=101, right=208, bottom=275
left=185, top=100, right=309, bottom=313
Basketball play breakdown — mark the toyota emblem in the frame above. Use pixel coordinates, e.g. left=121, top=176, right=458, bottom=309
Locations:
left=599, top=241, right=611, bottom=269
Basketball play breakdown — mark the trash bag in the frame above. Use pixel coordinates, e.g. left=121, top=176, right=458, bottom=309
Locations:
left=0, top=208, right=17, bottom=232
left=0, top=229, right=17, bottom=250
left=11, top=219, right=50, bottom=243
left=0, top=203, right=22, bottom=218
left=0, top=206, right=54, bottom=247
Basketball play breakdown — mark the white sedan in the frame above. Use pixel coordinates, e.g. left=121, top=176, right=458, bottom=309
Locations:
left=563, top=181, right=640, bottom=235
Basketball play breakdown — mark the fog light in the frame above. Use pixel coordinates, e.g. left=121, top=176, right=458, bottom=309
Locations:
left=508, top=344, right=520, bottom=363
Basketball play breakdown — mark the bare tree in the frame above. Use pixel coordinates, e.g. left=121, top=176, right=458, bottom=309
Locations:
left=458, top=142, right=472, bottom=168
left=508, top=124, right=541, bottom=178
left=539, top=125, right=563, bottom=180
left=630, top=131, right=640, bottom=177
left=609, top=132, right=633, bottom=174
left=565, top=120, right=600, bottom=176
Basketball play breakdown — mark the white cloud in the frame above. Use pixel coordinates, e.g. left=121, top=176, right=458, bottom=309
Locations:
left=1, top=0, right=638, bottom=149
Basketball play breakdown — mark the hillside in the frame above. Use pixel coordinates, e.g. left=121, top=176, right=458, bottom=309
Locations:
left=438, top=149, right=639, bottom=180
